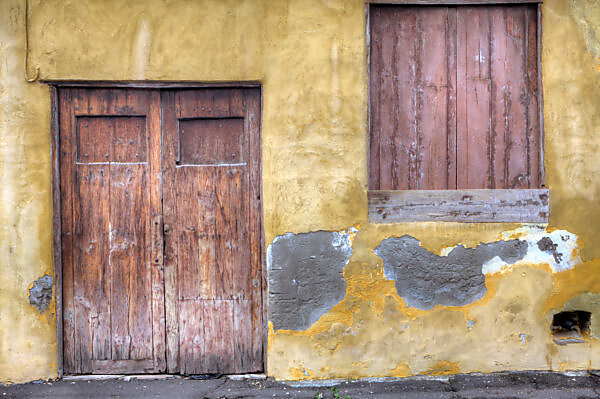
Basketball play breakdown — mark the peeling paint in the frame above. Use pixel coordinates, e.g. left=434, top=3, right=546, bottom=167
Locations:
left=28, top=275, right=53, bottom=313
left=483, top=226, right=580, bottom=274
left=267, top=229, right=354, bottom=331
left=375, top=235, right=527, bottom=310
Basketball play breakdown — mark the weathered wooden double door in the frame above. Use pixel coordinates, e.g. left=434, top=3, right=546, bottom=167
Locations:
left=59, top=87, right=263, bottom=375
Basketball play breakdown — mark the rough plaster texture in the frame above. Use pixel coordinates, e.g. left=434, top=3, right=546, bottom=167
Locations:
left=375, top=236, right=527, bottom=310
left=544, top=0, right=600, bottom=261
left=0, top=0, right=599, bottom=383
left=268, top=231, right=353, bottom=331
left=0, top=0, right=56, bottom=384
left=28, top=275, right=53, bottom=314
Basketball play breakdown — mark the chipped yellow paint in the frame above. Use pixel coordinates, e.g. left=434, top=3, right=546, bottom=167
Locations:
left=544, top=259, right=600, bottom=313
left=0, top=0, right=599, bottom=383
left=289, top=366, right=315, bottom=381
left=424, top=361, right=461, bottom=376
left=390, top=362, right=411, bottom=378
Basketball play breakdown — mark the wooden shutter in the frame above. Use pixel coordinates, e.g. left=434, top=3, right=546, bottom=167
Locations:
left=369, top=5, right=541, bottom=190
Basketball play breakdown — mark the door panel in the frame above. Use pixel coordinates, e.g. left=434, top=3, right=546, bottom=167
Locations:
left=162, top=88, right=263, bottom=374
left=60, top=87, right=262, bottom=375
left=60, top=88, right=165, bottom=374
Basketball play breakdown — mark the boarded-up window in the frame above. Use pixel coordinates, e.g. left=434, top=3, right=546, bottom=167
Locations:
left=369, top=4, right=542, bottom=191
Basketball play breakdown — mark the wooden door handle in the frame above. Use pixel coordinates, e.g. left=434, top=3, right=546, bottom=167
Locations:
left=163, top=224, right=171, bottom=233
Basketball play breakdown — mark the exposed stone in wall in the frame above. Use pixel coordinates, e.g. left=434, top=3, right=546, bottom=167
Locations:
left=28, top=275, right=53, bottom=313
left=562, top=293, right=600, bottom=339
left=375, top=236, right=527, bottom=310
left=267, top=230, right=354, bottom=331
left=538, top=237, right=562, bottom=264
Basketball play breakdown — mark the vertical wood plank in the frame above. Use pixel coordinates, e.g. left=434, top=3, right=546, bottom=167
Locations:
left=148, top=90, right=166, bottom=372
left=178, top=301, right=204, bottom=374
left=504, top=6, right=529, bottom=189
left=175, top=167, right=202, bottom=301
left=108, top=165, right=133, bottom=360
left=526, top=6, right=540, bottom=188
left=74, top=164, right=110, bottom=371
left=490, top=6, right=509, bottom=189
left=368, top=6, right=382, bottom=190
left=72, top=88, right=91, bottom=373
left=197, top=168, right=217, bottom=300
left=419, top=7, right=449, bottom=189
left=59, top=89, right=76, bottom=373
left=456, top=8, right=468, bottom=189
left=457, top=7, right=491, bottom=188
left=109, top=92, right=137, bottom=362
left=537, top=3, right=545, bottom=187
left=214, top=167, right=243, bottom=300
left=110, top=166, right=153, bottom=361
left=79, top=90, right=112, bottom=370
left=161, top=90, right=180, bottom=373
left=377, top=7, right=397, bottom=189
left=233, top=299, right=253, bottom=372
left=203, top=300, right=234, bottom=373
left=51, top=86, right=64, bottom=377
left=396, top=8, right=419, bottom=190
left=122, top=162, right=152, bottom=360
left=446, top=7, right=458, bottom=189
left=245, top=88, right=264, bottom=371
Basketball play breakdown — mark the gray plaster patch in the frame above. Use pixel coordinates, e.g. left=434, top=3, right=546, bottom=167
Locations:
left=267, top=230, right=353, bottom=331
left=375, top=236, right=527, bottom=310
left=29, top=274, right=53, bottom=313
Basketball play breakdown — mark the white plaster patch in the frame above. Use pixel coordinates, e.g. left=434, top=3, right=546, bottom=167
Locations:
left=481, top=226, right=580, bottom=275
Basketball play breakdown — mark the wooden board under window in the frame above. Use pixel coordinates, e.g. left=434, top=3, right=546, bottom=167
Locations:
left=369, top=4, right=540, bottom=190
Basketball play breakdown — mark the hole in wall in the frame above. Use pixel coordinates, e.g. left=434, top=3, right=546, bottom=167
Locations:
left=551, top=311, right=591, bottom=345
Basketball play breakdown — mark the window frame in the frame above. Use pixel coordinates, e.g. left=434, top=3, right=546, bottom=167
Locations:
left=366, top=0, right=548, bottom=223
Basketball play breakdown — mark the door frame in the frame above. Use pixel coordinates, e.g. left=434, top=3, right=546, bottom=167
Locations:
left=48, top=81, right=266, bottom=377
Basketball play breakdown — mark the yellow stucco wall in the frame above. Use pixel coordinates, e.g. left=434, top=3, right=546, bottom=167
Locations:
left=0, top=0, right=598, bottom=383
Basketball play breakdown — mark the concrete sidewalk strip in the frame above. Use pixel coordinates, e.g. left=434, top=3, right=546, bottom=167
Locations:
left=2, top=371, right=600, bottom=398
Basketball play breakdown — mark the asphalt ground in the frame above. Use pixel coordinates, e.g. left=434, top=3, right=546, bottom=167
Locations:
left=3, top=371, right=600, bottom=398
